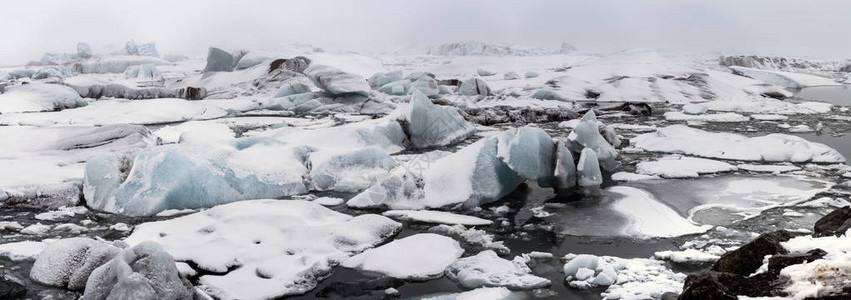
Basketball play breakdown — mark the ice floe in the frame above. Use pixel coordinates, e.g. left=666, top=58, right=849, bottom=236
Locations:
left=341, top=233, right=463, bottom=280
left=445, top=250, right=550, bottom=289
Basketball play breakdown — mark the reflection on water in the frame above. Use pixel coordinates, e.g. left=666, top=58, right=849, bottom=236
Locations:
left=792, top=85, right=851, bottom=106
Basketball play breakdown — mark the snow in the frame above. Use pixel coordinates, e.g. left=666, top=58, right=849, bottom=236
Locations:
left=0, top=98, right=228, bottom=126
left=654, top=249, right=720, bottom=263
left=312, top=196, right=344, bottom=206
left=798, top=197, right=851, bottom=208
left=21, top=223, right=52, bottom=235
left=382, top=210, right=492, bottom=226
left=611, top=172, right=660, bottom=182
left=30, top=237, right=120, bottom=290
left=563, top=253, right=687, bottom=300
left=252, top=118, right=406, bottom=154
left=78, top=55, right=171, bottom=74
left=428, top=224, right=509, bottom=255
left=341, top=233, right=463, bottom=280
left=125, top=200, right=401, bottom=299
left=778, top=234, right=851, bottom=299
left=421, top=287, right=517, bottom=300
left=664, top=111, right=750, bottom=122
left=445, top=250, right=550, bottom=289
left=84, top=138, right=312, bottom=216
left=730, top=66, right=842, bottom=88
left=682, top=103, right=708, bottom=115
left=0, top=241, right=48, bottom=261
left=751, top=114, right=789, bottom=121
left=632, top=125, right=845, bottom=163
left=636, top=156, right=737, bottom=178
left=0, top=83, right=87, bottom=114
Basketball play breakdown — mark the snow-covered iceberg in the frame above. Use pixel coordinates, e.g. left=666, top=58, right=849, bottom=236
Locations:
left=0, top=83, right=87, bottom=114
left=445, top=250, right=550, bottom=289
left=341, top=233, right=463, bottom=280
left=30, top=238, right=120, bottom=291
left=304, top=64, right=370, bottom=96
left=125, top=200, right=401, bottom=299
left=82, top=242, right=193, bottom=300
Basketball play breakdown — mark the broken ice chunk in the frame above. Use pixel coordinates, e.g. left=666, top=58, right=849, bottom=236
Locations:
left=341, top=233, right=463, bottom=280
left=577, top=148, right=602, bottom=188
left=0, top=83, right=87, bottom=114
left=553, top=140, right=577, bottom=193
left=304, top=64, right=370, bottom=96
left=445, top=250, right=550, bottom=289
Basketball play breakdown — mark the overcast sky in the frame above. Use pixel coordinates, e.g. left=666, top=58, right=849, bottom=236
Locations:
left=1, top=0, right=849, bottom=66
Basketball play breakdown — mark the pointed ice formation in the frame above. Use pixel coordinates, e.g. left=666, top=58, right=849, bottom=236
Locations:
left=567, top=110, right=620, bottom=171
left=577, top=148, right=603, bottom=188
left=397, top=90, right=476, bottom=149
left=203, top=47, right=234, bottom=72
left=553, top=140, right=577, bottom=193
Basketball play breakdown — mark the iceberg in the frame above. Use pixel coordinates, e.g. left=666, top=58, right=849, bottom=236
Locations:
left=274, top=80, right=312, bottom=97
left=409, top=75, right=440, bottom=97
left=445, top=250, right=550, bottom=289
left=395, top=90, right=476, bottom=148
left=33, top=65, right=72, bottom=79
left=563, top=253, right=687, bottom=299
left=377, top=79, right=411, bottom=95
left=308, top=147, right=397, bottom=192
left=631, top=125, right=845, bottom=163
left=304, top=64, right=370, bottom=96
left=341, top=233, right=463, bottom=280
left=76, top=55, right=171, bottom=74
left=368, top=70, right=403, bottom=89
left=458, top=77, right=492, bottom=96
left=30, top=238, right=120, bottom=291
left=77, top=42, right=93, bottom=58
left=495, top=127, right=555, bottom=187
left=203, top=47, right=234, bottom=72
left=84, top=138, right=312, bottom=216
left=82, top=242, right=192, bottom=300
left=125, top=200, right=401, bottom=299
left=123, top=64, right=162, bottom=82
left=0, top=83, right=87, bottom=114
left=567, top=110, right=619, bottom=171
left=553, top=140, right=577, bottom=193
left=577, top=148, right=602, bottom=188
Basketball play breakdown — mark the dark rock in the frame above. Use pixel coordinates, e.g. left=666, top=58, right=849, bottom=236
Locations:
left=768, top=249, right=827, bottom=275
left=0, top=278, right=26, bottom=299
left=437, top=79, right=462, bottom=87
left=454, top=105, right=579, bottom=126
left=760, top=91, right=787, bottom=100
left=176, top=87, right=207, bottom=100
left=269, top=57, right=310, bottom=74
left=712, top=230, right=794, bottom=276
left=595, top=102, right=652, bottom=116
left=813, top=206, right=851, bottom=237
left=679, top=271, right=743, bottom=300
left=204, top=47, right=234, bottom=72
left=660, top=292, right=679, bottom=300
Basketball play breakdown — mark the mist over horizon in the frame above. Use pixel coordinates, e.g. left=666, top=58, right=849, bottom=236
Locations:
left=1, top=0, right=850, bottom=66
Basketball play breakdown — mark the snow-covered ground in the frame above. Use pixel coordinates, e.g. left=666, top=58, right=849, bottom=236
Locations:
left=1, top=42, right=850, bottom=300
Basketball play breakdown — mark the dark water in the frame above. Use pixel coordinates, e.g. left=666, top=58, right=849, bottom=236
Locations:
left=792, top=85, right=851, bottom=106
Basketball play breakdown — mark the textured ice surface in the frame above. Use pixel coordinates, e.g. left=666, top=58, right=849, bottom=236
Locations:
left=368, top=70, right=403, bottom=89
left=632, top=125, right=845, bottom=163
left=445, top=250, right=550, bottom=289
left=125, top=200, right=400, bottom=299
left=495, top=127, right=555, bottom=187
left=0, top=83, right=87, bottom=114
left=395, top=90, right=476, bottom=148
left=341, top=233, right=463, bottom=280
left=308, top=147, right=397, bottom=192
left=82, top=242, right=193, bottom=300
left=563, top=253, right=687, bottom=300
left=30, top=238, right=120, bottom=291
left=636, top=156, right=737, bottom=178
left=346, top=150, right=450, bottom=209
left=382, top=210, right=492, bottom=226
left=84, top=138, right=312, bottom=216
left=304, top=64, right=370, bottom=96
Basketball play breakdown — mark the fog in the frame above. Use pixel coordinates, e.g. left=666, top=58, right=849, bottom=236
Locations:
left=1, top=0, right=849, bottom=66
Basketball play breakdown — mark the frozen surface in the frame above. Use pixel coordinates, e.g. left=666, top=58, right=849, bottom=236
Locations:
left=341, top=233, right=463, bottom=280
left=382, top=210, right=492, bottom=226
left=0, top=241, right=48, bottom=261
left=0, top=98, right=228, bottom=126
left=636, top=156, right=737, bottom=178
left=125, top=200, right=401, bottom=299
left=632, top=125, right=846, bottom=163
left=0, top=83, right=87, bottom=114
left=445, top=250, right=550, bottom=289
left=309, top=147, right=397, bottom=192
left=730, top=66, right=842, bottom=88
